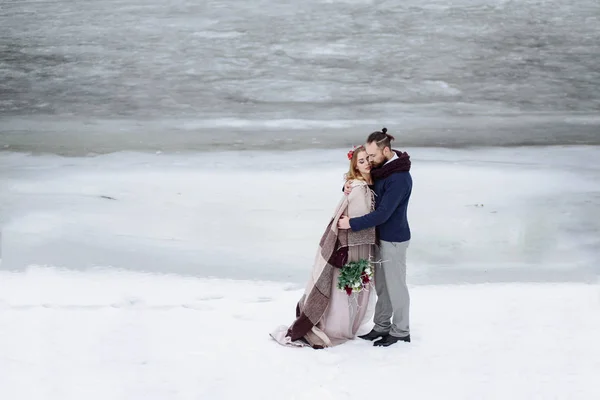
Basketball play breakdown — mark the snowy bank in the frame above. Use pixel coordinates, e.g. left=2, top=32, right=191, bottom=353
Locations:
left=1, top=268, right=599, bottom=400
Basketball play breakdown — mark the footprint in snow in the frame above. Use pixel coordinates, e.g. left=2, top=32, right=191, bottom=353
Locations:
left=196, top=295, right=224, bottom=301
left=182, top=303, right=215, bottom=311
left=253, top=297, right=273, bottom=303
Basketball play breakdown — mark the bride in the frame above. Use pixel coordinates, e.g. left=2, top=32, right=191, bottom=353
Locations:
left=271, top=146, right=378, bottom=349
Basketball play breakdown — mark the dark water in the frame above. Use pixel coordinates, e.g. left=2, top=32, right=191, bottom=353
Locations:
left=1, top=0, right=600, bottom=154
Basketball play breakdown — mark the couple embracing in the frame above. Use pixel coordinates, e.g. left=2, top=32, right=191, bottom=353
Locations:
left=271, top=128, right=412, bottom=349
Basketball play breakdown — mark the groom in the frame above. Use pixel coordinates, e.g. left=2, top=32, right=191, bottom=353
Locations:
left=338, top=128, right=412, bottom=347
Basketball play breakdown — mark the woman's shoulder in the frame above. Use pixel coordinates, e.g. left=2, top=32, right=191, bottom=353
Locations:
left=348, top=179, right=369, bottom=188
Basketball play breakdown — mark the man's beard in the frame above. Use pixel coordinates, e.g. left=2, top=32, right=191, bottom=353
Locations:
left=371, top=158, right=385, bottom=168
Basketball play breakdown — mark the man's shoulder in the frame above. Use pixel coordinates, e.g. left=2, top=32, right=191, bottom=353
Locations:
left=385, top=171, right=412, bottom=183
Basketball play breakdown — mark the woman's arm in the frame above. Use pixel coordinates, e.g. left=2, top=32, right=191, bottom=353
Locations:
left=346, top=183, right=372, bottom=219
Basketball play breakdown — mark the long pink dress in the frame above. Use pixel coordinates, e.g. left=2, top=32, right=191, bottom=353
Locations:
left=317, top=243, right=376, bottom=345
left=271, top=180, right=376, bottom=348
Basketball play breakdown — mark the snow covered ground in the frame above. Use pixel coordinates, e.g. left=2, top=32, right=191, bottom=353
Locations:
left=1, top=267, right=599, bottom=400
left=1, top=146, right=599, bottom=399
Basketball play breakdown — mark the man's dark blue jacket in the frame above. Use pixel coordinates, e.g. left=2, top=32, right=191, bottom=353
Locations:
left=350, top=151, right=412, bottom=243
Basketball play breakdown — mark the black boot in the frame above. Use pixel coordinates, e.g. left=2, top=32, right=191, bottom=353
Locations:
left=373, top=334, right=411, bottom=347
left=358, top=328, right=389, bottom=341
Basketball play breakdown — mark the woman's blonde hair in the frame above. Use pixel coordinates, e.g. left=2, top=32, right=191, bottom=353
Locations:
left=344, top=146, right=368, bottom=182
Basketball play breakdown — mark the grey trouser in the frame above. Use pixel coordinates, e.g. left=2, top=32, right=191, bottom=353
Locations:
left=374, top=240, right=410, bottom=338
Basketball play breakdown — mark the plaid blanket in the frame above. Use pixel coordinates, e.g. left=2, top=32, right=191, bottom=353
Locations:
left=280, top=180, right=376, bottom=348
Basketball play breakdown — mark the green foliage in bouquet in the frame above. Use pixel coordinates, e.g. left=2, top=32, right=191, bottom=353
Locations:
left=337, top=258, right=373, bottom=296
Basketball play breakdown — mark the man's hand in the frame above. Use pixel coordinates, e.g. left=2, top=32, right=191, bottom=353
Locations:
left=343, top=181, right=353, bottom=196
left=337, top=215, right=351, bottom=230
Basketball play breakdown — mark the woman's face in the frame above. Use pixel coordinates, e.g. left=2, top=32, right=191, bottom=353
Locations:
left=355, top=150, right=372, bottom=175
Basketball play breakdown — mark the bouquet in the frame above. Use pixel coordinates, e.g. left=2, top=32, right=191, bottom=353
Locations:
left=337, top=258, right=373, bottom=296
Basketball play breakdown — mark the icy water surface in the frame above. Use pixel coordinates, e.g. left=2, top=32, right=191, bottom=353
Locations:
left=1, top=0, right=600, bottom=153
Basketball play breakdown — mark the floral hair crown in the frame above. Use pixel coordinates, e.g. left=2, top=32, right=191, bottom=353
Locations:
left=347, top=145, right=360, bottom=160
